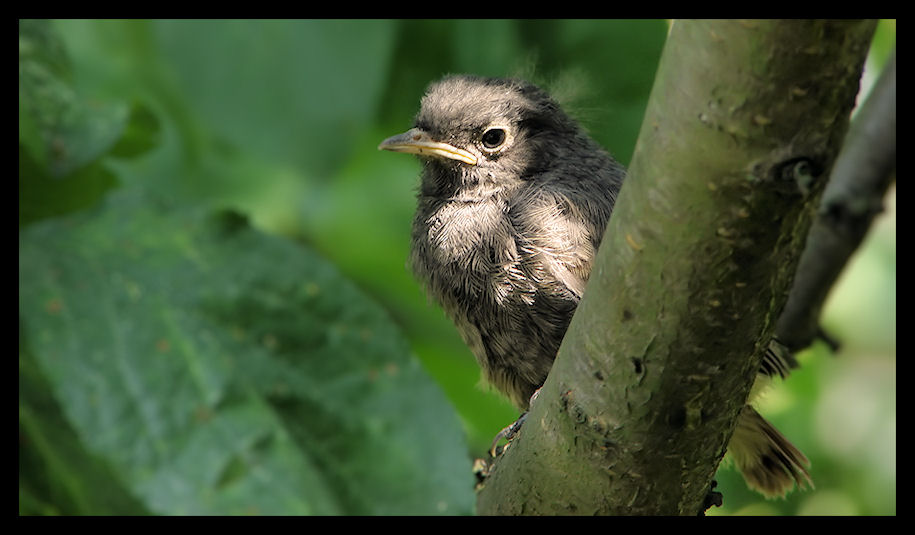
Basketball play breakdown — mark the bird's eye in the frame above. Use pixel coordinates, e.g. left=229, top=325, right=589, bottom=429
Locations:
left=481, top=127, right=507, bottom=150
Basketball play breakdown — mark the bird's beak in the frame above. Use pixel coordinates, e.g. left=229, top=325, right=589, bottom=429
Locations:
left=378, top=128, right=478, bottom=165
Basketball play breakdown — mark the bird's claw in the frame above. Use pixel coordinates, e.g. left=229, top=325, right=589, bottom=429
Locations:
left=489, top=411, right=528, bottom=457
left=488, top=388, right=541, bottom=457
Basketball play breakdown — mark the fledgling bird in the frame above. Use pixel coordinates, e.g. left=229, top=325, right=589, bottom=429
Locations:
left=379, top=74, right=811, bottom=499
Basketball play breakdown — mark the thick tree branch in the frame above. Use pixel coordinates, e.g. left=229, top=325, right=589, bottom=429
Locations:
left=776, top=49, right=896, bottom=352
left=476, top=20, right=876, bottom=515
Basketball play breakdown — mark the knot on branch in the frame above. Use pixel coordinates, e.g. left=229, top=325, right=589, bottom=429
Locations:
left=770, top=156, right=825, bottom=197
left=558, top=388, right=620, bottom=444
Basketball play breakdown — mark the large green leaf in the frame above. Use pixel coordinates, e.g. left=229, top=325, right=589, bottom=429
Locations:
left=20, top=344, right=151, bottom=516
left=19, top=187, right=474, bottom=515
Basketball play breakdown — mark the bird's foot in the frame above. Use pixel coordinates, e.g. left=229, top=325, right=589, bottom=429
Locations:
left=488, top=388, right=541, bottom=457
left=489, top=411, right=528, bottom=457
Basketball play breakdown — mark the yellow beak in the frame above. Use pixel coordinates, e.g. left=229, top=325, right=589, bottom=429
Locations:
left=378, top=128, right=478, bottom=165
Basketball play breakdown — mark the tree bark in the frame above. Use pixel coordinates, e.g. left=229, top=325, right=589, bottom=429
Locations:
left=476, top=20, right=877, bottom=515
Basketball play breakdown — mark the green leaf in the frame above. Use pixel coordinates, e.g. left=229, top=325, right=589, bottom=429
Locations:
left=18, top=20, right=161, bottom=228
left=19, top=85, right=48, bottom=168
left=109, top=102, right=162, bottom=158
left=20, top=346, right=151, bottom=515
left=19, top=19, right=130, bottom=177
left=19, top=188, right=475, bottom=515
left=18, top=144, right=119, bottom=227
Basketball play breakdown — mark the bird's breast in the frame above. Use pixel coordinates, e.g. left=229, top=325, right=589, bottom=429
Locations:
left=411, top=197, right=531, bottom=308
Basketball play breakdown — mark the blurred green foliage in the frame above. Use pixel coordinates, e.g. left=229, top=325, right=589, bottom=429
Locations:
left=19, top=19, right=894, bottom=515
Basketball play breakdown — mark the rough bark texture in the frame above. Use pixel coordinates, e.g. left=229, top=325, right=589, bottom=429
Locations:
left=475, top=20, right=877, bottom=516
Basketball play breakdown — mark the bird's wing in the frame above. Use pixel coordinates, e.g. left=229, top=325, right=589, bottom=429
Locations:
left=508, top=187, right=602, bottom=301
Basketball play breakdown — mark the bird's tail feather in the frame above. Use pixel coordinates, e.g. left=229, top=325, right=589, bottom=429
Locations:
left=729, top=405, right=813, bottom=499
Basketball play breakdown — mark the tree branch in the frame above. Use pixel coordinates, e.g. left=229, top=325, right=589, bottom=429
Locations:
left=775, top=48, right=896, bottom=352
left=476, top=20, right=877, bottom=515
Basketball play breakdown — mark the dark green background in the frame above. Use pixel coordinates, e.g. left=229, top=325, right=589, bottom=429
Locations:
left=19, top=19, right=895, bottom=515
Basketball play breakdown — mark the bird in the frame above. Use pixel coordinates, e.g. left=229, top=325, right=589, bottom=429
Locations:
left=379, top=74, right=811, bottom=499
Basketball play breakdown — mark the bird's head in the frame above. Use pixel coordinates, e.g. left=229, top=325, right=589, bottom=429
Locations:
left=379, top=75, right=583, bottom=198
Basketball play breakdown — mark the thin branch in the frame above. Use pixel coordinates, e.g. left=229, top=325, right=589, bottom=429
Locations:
left=776, top=49, right=896, bottom=352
